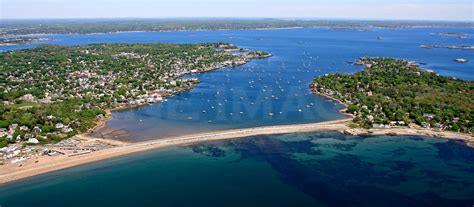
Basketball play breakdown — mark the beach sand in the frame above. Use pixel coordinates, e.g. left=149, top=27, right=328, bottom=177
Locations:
left=1, top=117, right=473, bottom=185
left=0, top=118, right=350, bottom=185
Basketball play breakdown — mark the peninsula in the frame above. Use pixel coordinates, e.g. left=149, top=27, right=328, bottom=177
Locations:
left=312, top=57, right=473, bottom=135
left=0, top=43, right=271, bottom=153
left=0, top=37, right=49, bottom=46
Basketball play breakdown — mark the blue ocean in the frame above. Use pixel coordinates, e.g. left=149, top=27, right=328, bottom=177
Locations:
left=1, top=27, right=473, bottom=206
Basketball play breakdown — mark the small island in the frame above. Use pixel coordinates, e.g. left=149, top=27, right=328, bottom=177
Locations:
left=0, top=37, right=49, bottom=46
left=431, top=32, right=469, bottom=38
left=420, top=44, right=474, bottom=50
left=312, top=57, right=473, bottom=135
left=0, top=43, right=271, bottom=150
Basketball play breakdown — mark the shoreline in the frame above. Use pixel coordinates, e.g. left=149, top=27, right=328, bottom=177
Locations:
left=1, top=116, right=473, bottom=185
left=3, top=24, right=474, bottom=38
left=311, top=88, right=473, bottom=147
left=0, top=27, right=329, bottom=38
left=84, top=49, right=273, bottom=134
left=0, top=118, right=350, bottom=185
left=310, top=84, right=473, bottom=145
left=1, top=56, right=473, bottom=187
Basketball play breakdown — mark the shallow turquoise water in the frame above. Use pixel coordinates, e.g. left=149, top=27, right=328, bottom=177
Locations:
left=2, top=27, right=473, bottom=141
left=1, top=132, right=474, bottom=207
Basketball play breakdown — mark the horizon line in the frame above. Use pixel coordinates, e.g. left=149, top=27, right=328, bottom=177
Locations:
left=2, top=17, right=473, bottom=23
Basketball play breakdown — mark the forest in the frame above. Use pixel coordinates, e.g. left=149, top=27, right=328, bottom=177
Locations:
left=312, top=57, right=474, bottom=133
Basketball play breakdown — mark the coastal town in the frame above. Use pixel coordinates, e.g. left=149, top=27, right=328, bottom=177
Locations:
left=2, top=0, right=474, bottom=204
left=0, top=42, right=271, bottom=166
left=1, top=135, right=120, bottom=168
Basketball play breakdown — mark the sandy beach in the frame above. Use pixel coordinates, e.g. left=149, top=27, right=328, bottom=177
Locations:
left=0, top=118, right=351, bottom=185
left=2, top=116, right=473, bottom=185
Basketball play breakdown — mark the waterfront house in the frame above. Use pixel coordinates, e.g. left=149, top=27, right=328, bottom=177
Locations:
left=373, top=124, right=390, bottom=129
left=421, top=122, right=431, bottom=128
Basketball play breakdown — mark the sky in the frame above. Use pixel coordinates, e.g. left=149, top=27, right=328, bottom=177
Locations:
left=1, top=0, right=473, bottom=21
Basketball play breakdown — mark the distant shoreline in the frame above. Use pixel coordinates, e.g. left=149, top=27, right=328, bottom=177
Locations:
left=0, top=37, right=50, bottom=46
left=0, top=27, right=331, bottom=38
left=3, top=24, right=469, bottom=38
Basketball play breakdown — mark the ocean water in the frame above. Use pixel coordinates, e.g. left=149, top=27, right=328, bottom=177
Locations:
left=1, top=132, right=474, bottom=207
left=1, top=27, right=473, bottom=141
left=1, top=27, right=474, bottom=206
